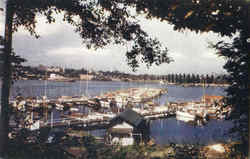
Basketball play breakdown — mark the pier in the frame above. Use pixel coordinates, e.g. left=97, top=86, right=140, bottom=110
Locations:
left=39, top=105, right=171, bottom=130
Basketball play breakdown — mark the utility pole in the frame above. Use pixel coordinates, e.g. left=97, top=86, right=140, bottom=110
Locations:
left=0, top=0, right=14, bottom=157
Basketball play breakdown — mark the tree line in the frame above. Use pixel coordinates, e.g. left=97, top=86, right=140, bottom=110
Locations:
left=149, top=73, right=227, bottom=84
left=14, top=65, right=229, bottom=84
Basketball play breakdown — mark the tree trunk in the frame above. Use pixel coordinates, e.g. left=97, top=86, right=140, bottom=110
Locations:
left=0, top=1, right=14, bottom=157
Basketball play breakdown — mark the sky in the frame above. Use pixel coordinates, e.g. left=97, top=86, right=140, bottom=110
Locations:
left=0, top=1, right=230, bottom=75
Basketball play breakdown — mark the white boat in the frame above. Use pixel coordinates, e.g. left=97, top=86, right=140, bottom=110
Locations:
left=132, top=96, right=141, bottom=103
left=70, top=107, right=79, bottom=112
left=55, top=103, right=64, bottom=111
left=159, top=80, right=165, bottom=85
left=176, top=110, right=196, bottom=122
left=29, top=120, right=40, bottom=131
left=115, top=96, right=127, bottom=108
left=100, top=100, right=110, bottom=108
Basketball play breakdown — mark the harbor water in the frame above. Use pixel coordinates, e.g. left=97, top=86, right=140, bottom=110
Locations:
left=1, top=80, right=236, bottom=145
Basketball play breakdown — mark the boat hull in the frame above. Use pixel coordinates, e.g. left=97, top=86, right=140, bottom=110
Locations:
left=176, top=111, right=196, bottom=122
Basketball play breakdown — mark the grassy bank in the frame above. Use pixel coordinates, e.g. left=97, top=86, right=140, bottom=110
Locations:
left=6, top=128, right=246, bottom=159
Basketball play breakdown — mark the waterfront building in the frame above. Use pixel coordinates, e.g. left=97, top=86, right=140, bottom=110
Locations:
left=79, top=74, right=94, bottom=80
left=107, top=109, right=150, bottom=145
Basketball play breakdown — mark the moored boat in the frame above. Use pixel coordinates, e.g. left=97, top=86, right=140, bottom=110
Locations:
left=176, top=110, right=196, bottom=122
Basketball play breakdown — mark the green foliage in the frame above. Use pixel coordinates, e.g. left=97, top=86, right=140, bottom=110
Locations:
left=132, top=0, right=248, bottom=37
left=213, top=31, right=249, bottom=154
left=8, top=0, right=172, bottom=70
left=0, top=49, right=26, bottom=79
left=214, top=31, right=248, bottom=114
left=0, top=36, right=26, bottom=80
left=7, top=128, right=72, bottom=159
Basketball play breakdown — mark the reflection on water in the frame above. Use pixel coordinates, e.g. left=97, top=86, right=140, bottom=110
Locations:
left=86, top=117, right=235, bottom=146
left=1, top=80, right=234, bottom=145
left=150, top=118, right=235, bottom=145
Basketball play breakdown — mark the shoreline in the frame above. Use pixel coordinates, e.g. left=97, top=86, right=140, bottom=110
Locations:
left=15, top=79, right=230, bottom=87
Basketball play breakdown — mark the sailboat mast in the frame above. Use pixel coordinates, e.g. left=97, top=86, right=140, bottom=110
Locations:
left=203, top=76, right=205, bottom=106
left=86, top=65, right=88, bottom=97
left=44, top=70, right=48, bottom=121
left=79, top=66, right=82, bottom=96
left=51, top=111, right=53, bottom=128
left=45, top=71, right=47, bottom=97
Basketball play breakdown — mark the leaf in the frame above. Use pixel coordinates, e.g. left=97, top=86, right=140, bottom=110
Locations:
left=224, top=12, right=232, bottom=16
left=184, top=11, right=194, bottom=19
left=204, top=24, right=214, bottom=32
left=170, top=4, right=178, bottom=10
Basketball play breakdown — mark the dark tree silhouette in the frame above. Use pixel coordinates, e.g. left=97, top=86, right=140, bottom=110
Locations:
left=213, top=30, right=249, bottom=153
left=195, top=74, right=200, bottom=84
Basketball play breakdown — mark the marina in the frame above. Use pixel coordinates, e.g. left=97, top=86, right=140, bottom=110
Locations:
left=5, top=80, right=234, bottom=145
left=10, top=85, right=230, bottom=129
left=10, top=87, right=170, bottom=129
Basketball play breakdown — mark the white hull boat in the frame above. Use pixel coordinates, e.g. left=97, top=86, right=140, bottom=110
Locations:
left=176, top=111, right=196, bottom=122
left=70, top=107, right=79, bottom=112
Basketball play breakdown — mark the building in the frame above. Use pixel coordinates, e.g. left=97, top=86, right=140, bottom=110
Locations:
left=48, top=73, right=65, bottom=80
left=107, top=109, right=150, bottom=146
left=37, top=64, right=47, bottom=71
left=79, top=74, right=94, bottom=80
left=47, top=66, right=63, bottom=73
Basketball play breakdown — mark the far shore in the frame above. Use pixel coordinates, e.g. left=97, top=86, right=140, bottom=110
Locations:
left=16, top=78, right=229, bottom=87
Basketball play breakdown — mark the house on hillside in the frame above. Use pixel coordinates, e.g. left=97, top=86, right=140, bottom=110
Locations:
left=47, top=66, right=63, bottom=73
left=106, top=109, right=150, bottom=146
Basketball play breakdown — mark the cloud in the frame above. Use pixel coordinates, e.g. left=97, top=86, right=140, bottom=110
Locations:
left=43, top=45, right=131, bottom=71
left=9, top=12, right=228, bottom=75
left=16, top=14, right=76, bottom=37
left=135, top=17, right=228, bottom=74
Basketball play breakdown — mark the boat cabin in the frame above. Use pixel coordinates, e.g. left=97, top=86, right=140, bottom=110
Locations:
left=202, top=95, right=224, bottom=105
